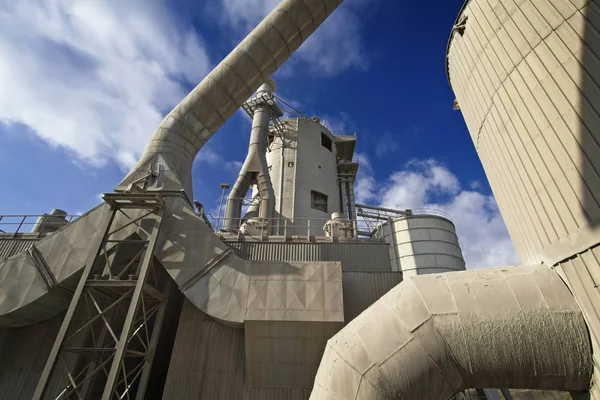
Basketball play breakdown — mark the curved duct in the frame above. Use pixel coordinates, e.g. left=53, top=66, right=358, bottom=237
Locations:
left=117, top=0, right=343, bottom=201
left=310, top=265, right=592, bottom=399
left=0, top=0, right=344, bottom=327
left=223, top=80, right=277, bottom=231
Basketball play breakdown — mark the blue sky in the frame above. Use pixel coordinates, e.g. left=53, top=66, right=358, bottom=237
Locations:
left=0, top=0, right=518, bottom=268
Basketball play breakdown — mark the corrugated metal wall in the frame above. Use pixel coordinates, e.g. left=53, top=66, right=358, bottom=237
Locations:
left=0, top=237, right=36, bottom=260
left=447, top=0, right=600, bottom=395
left=448, top=0, right=599, bottom=265
left=163, top=245, right=401, bottom=399
left=0, top=312, right=64, bottom=399
left=341, top=271, right=403, bottom=322
left=163, top=269, right=402, bottom=400
left=556, top=246, right=600, bottom=399
left=162, top=300, right=312, bottom=400
left=226, top=241, right=392, bottom=272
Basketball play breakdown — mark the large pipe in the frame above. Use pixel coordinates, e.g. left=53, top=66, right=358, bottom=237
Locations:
left=310, top=266, right=592, bottom=399
left=0, top=0, right=345, bottom=327
left=117, top=0, right=344, bottom=201
left=223, top=80, right=277, bottom=231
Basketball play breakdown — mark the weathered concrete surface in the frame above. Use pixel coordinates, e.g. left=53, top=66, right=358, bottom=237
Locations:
left=311, top=266, right=592, bottom=399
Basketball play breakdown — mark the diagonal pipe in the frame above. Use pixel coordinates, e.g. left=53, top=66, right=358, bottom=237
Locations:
left=117, top=0, right=344, bottom=200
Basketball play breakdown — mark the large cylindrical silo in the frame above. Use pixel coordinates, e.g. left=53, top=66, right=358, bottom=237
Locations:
left=447, top=1, right=600, bottom=395
left=375, top=214, right=466, bottom=276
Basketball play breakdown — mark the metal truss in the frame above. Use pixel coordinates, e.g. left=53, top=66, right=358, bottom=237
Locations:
left=33, top=193, right=169, bottom=400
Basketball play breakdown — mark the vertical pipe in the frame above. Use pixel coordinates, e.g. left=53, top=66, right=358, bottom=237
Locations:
left=277, top=137, right=285, bottom=235
left=223, top=81, right=277, bottom=231
left=217, top=187, right=227, bottom=231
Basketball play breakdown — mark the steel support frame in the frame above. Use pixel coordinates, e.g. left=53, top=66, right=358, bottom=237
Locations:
left=33, top=194, right=169, bottom=400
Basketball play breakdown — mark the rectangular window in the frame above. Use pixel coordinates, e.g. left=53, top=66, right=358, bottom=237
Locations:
left=311, top=191, right=328, bottom=213
left=321, top=132, right=332, bottom=152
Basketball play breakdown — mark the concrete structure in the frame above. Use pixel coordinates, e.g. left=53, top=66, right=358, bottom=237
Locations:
left=265, top=118, right=357, bottom=236
left=0, top=0, right=598, bottom=399
left=374, top=214, right=466, bottom=275
left=444, top=0, right=600, bottom=397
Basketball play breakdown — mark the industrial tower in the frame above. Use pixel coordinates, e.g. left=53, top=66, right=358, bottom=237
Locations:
left=0, top=0, right=598, bottom=399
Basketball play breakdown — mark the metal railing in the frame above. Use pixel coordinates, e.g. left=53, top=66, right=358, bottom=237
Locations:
left=410, top=208, right=454, bottom=221
left=208, top=216, right=372, bottom=241
left=0, top=214, right=78, bottom=236
left=356, top=203, right=453, bottom=223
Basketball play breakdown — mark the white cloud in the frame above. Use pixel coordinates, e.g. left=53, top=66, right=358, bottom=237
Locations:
left=358, top=156, right=519, bottom=269
left=354, top=152, right=377, bottom=204
left=0, top=0, right=211, bottom=169
left=375, top=133, right=399, bottom=157
left=321, top=112, right=356, bottom=135
left=219, top=0, right=368, bottom=76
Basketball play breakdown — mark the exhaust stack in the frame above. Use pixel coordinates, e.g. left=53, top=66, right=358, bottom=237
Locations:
left=223, top=79, right=280, bottom=231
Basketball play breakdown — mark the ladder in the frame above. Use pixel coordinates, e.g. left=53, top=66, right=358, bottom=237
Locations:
left=33, top=193, right=169, bottom=400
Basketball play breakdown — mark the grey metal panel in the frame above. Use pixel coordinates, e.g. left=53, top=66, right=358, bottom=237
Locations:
left=0, top=238, right=36, bottom=260
left=0, top=312, right=64, bottom=400
left=341, top=271, right=402, bottom=322
left=162, top=299, right=312, bottom=400
left=448, top=0, right=600, bottom=394
left=226, top=241, right=392, bottom=272
left=556, top=246, right=600, bottom=400
left=447, top=0, right=598, bottom=265
left=313, top=266, right=591, bottom=399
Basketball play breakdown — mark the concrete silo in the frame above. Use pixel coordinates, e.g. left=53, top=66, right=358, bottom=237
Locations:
left=445, top=0, right=600, bottom=396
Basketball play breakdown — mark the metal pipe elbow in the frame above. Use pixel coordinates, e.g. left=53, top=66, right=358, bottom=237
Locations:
left=311, top=265, right=592, bottom=399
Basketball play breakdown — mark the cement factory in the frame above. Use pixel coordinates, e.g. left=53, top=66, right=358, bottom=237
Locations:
left=0, top=0, right=598, bottom=399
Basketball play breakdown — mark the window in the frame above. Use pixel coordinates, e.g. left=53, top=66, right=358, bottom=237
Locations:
left=321, top=132, right=332, bottom=152
left=288, top=161, right=294, bottom=167
left=311, top=191, right=328, bottom=213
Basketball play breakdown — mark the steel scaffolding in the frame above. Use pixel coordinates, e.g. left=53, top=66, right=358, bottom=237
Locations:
left=33, top=193, right=170, bottom=400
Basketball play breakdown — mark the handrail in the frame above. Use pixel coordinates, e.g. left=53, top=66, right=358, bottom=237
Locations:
left=0, top=214, right=78, bottom=236
left=208, top=216, right=376, bottom=242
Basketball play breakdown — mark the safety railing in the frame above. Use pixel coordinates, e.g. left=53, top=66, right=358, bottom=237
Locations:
left=0, top=214, right=78, bottom=237
left=208, top=216, right=377, bottom=242
left=356, top=203, right=453, bottom=223
left=410, top=208, right=454, bottom=222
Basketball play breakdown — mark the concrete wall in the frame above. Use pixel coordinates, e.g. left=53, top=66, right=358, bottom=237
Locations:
left=447, top=0, right=600, bottom=395
left=267, top=119, right=299, bottom=231
left=377, top=215, right=466, bottom=275
left=267, top=118, right=340, bottom=236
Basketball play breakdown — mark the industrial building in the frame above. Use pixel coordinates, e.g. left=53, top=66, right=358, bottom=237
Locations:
left=0, top=0, right=599, bottom=399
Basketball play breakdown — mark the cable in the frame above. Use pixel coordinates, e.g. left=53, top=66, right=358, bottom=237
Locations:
left=273, top=95, right=311, bottom=119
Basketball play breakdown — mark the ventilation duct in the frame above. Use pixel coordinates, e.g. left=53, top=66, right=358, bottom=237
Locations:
left=310, top=266, right=592, bottom=399
left=0, top=0, right=344, bottom=327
